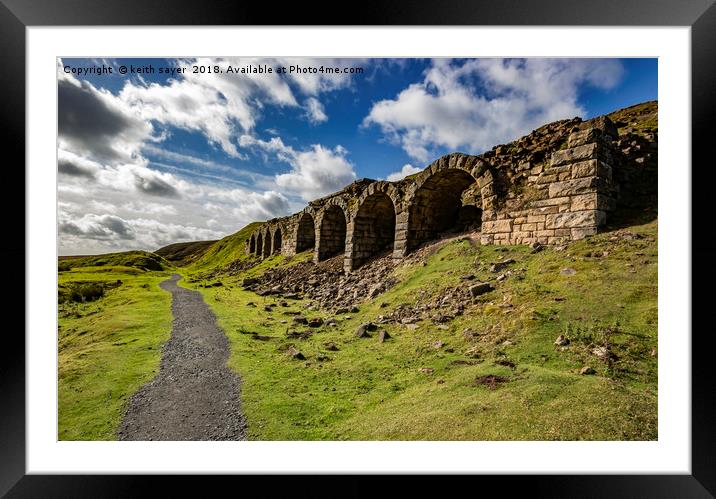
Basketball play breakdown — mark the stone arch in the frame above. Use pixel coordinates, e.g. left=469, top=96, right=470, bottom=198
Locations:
left=317, top=202, right=348, bottom=262
left=404, top=154, right=482, bottom=253
left=261, top=228, right=271, bottom=258
left=255, top=231, right=263, bottom=257
left=295, top=210, right=316, bottom=253
left=272, top=226, right=282, bottom=255
left=248, top=233, right=256, bottom=255
left=347, top=182, right=400, bottom=270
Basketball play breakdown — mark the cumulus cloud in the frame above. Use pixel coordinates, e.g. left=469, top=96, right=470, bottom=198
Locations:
left=239, top=135, right=356, bottom=201
left=386, top=163, right=422, bottom=181
left=304, top=97, right=328, bottom=124
left=116, top=57, right=361, bottom=158
left=363, top=58, right=624, bottom=161
left=59, top=214, right=135, bottom=241
left=58, top=74, right=154, bottom=164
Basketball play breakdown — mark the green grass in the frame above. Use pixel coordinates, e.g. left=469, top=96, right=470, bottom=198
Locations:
left=186, top=219, right=658, bottom=440
left=58, top=250, right=170, bottom=272
left=58, top=266, right=173, bottom=440
left=189, top=222, right=262, bottom=271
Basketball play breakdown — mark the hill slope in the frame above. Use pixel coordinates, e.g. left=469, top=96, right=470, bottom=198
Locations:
left=155, top=240, right=217, bottom=266
left=189, top=222, right=262, bottom=271
left=58, top=250, right=171, bottom=272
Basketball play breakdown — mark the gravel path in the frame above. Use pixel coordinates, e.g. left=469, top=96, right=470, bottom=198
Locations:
left=119, top=274, right=247, bottom=440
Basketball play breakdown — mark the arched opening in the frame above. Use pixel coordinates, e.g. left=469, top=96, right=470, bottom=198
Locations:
left=352, top=192, right=396, bottom=269
left=262, top=231, right=271, bottom=258
left=295, top=213, right=316, bottom=253
left=407, top=169, right=479, bottom=252
left=272, top=227, right=282, bottom=255
left=248, top=234, right=256, bottom=254
left=318, top=205, right=347, bottom=261
left=256, top=232, right=263, bottom=257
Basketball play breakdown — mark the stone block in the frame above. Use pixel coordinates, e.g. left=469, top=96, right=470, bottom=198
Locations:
left=548, top=177, right=598, bottom=198
left=571, top=227, right=598, bottom=239
left=536, top=174, right=558, bottom=184
left=531, top=196, right=571, bottom=208
left=545, top=210, right=606, bottom=229
left=482, top=219, right=513, bottom=233
left=568, top=128, right=602, bottom=148
left=480, top=234, right=494, bottom=245
left=550, top=143, right=598, bottom=167
left=520, top=223, right=536, bottom=232
left=571, top=159, right=612, bottom=181
left=531, top=165, right=544, bottom=175
left=527, top=214, right=546, bottom=223
left=555, top=228, right=571, bottom=237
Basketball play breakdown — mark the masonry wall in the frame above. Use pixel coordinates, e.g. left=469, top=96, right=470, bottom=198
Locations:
left=245, top=117, right=623, bottom=271
left=480, top=125, right=616, bottom=246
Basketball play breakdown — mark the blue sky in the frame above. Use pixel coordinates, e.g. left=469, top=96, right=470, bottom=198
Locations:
left=57, top=57, right=656, bottom=254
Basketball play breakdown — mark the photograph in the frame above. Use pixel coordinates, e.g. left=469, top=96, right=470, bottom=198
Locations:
left=56, top=56, right=659, bottom=442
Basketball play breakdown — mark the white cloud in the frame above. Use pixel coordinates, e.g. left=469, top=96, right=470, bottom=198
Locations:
left=364, top=58, right=624, bottom=161
left=386, top=163, right=422, bottom=181
left=304, top=97, right=328, bottom=124
left=239, top=135, right=357, bottom=201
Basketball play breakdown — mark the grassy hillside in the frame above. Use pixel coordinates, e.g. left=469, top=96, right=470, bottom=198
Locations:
left=155, top=240, right=217, bottom=266
left=58, top=266, right=173, bottom=440
left=188, top=218, right=657, bottom=440
left=58, top=250, right=171, bottom=272
left=189, top=222, right=262, bottom=271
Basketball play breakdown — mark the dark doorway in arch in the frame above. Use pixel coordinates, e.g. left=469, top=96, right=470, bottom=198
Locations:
left=262, top=232, right=271, bottom=258
left=318, top=206, right=347, bottom=261
left=407, top=169, right=478, bottom=252
left=352, top=192, right=396, bottom=269
left=272, top=228, right=282, bottom=255
left=296, top=213, right=316, bottom=253
left=249, top=234, right=256, bottom=254
left=255, top=232, right=263, bottom=257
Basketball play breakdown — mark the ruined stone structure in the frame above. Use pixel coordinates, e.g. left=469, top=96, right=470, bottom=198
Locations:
left=246, top=114, right=637, bottom=273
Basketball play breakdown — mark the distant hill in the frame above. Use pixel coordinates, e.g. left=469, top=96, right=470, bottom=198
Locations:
left=155, top=240, right=217, bottom=267
left=189, top=222, right=262, bottom=270
left=58, top=250, right=170, bottom=272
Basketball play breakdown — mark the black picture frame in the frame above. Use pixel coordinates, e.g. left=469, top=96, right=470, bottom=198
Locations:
left=3, top=0, right=714, bottom=496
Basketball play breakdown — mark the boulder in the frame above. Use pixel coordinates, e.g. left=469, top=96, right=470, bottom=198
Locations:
left=580, top=366, right=596, bottom=375
left=287, top=347, right=305, bottom=360
left=469, top=282, right=494, bottom=297
left=378, top=330, right=391, bottom=343
left=554, top=335, right=570, bottom=346
left=308, top=317, right=324, bottom=328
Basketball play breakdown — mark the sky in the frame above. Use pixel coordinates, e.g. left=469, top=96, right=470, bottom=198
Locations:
left=57, top=57, right=657, bottom=255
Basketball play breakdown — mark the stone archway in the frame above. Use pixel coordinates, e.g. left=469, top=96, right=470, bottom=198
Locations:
left=248, top=234, right=256, bottom=255
left=272, top=226, right=282, bottom=255
left=406, top=168, right=479, bottom=252
left=350, top=191, right=397, bottom=269
left=255, top=232, right=263, bottom=257
left=262, top=229, right=271, bottom=258
left=317, top=205, right=348, bottom=262
left=295, top=212, right=316, bottom=253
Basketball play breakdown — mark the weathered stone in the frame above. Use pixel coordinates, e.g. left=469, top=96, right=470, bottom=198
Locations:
left=545, top=210, right=606, bottom=229
left=469, top=282, right=494, bottom=297
left=550, top=143, right=599, bottom=167
left=378, top=330, right=391, bottom=343
left=548, top=177, right=598, bottom=198
left=482, top=219, right=513, bottom=233
left=554, top=335, right=570, bottom=346
left=287, top=347, right=306, bottom=360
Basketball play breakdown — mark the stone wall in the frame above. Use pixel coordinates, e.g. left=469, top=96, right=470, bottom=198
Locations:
left=244, top=115, right=634, bottom=272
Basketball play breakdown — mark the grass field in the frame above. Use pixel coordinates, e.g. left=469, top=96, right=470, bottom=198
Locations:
left=184, top=218, right=657, bottom=440
left=58, top=265, right=173, bottom=440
